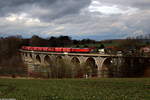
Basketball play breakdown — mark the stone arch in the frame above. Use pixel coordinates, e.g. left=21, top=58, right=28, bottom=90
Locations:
left=29, top=53, right=32, bottom=59
left=70, top=57, right=84, bottom=78
left=25, top=53, right=28, bottom=57
left=22, top=53, right=25, bottom=57
left=36, top=55, right=41, bottom=63
left=44, top=55, right=51, bottom=64
left=56, top=56, right=63, bottom=62
left=85, top=57, right=98, bottom=77
left=71, top=57, right=80, bottom=64
left=78, top=56, right=87, bottom=63
left=21, top=52, right=24, bottom=56
left=56, top=55, right=62, bottom=60
left=101, top=57, right=113, bottom=77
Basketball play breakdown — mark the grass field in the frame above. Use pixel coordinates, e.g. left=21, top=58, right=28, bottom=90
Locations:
left=0, top=78, right=150, bottom=100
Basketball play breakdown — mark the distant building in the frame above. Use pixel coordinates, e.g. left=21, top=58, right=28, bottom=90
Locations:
left=98, top=48, right=105, bottom=54
left=105, top=46, right=123, bottom=54
left=140, top=46, right=150, bottom=53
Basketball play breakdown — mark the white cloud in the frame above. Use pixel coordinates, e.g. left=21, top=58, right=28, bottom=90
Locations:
left=88, top=0, right=138, bottom=15
left=54, top=26, right=65, bottom=31
left=5, top=13, right=50, bottom=27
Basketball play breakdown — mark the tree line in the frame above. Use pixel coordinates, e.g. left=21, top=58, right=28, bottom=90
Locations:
left=28, top=35, right=97, bottom=47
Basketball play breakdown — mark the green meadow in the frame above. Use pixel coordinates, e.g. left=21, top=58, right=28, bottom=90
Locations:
left=0, top=78, right=150, bottom=100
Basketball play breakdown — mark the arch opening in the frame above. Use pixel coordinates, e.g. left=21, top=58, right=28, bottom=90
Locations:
left=29, top=54, right=32, bottom=58
left=71, top=57, right=82, bottom=78
left=44, top=55, right=51, bottom=64
left=85, top=57, right=98, bottom=77
left=56, top=56, right=63, bottom=62
left=101, top=58, right=112, bottom=77
left=36, top=55, right=41, bottom=63
left=71, top=57, right=80, bottom=65
left=25, top=53, right=28, bottom=57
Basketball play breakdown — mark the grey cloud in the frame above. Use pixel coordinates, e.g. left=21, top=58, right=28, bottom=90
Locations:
left=0, top=0, right=91, bottom=21
left=32, top=0, right=91, bottom=21
left=132, top=2, right=150, bottom=10
left=0, top=0, right=150, bottom=40
left=97, top=0, right=150, bottom=10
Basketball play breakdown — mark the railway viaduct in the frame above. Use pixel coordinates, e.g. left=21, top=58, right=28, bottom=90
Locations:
left=20, top=50, right=150, bottom=78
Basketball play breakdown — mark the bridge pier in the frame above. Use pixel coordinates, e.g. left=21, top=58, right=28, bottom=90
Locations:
left=95, top=57, right=106, bottom=77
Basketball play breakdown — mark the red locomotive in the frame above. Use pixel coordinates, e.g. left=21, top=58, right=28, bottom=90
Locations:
left=21, top=46, right=93, bottom=53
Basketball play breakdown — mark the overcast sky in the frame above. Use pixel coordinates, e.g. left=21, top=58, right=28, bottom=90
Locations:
left=0, top=0, right=150, bottom=40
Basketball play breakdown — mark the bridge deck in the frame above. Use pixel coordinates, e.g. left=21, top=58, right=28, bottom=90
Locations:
left=20, top=49, right=118, bottom=57
left=20, top=49, right=150, bottom=58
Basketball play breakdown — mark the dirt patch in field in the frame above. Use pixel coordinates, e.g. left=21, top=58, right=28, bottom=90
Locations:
left=143, top=66, right=150, bottom=77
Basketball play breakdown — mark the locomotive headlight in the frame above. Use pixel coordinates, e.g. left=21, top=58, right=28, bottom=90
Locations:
left=64, top=52, right=68, bottom=55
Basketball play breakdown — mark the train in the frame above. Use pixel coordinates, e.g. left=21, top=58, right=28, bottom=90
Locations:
left=21, top=46, right=95, bottom=53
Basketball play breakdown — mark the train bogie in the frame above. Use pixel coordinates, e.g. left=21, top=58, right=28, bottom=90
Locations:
left=55, top=48, right=62, bottom=52
left=42, top=47, right=48, bottom=51
left=27, top=46, right=32, bottom=50
left=47, top=47, right=55, bottom=52
left=33, top=47, right=38, bottom=51
left=62, top=48, right=71, bottom=52
left=38, top=47, right=43, bottom=51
